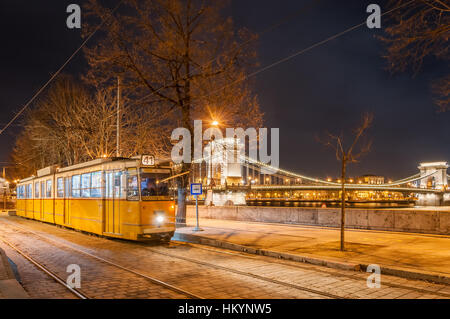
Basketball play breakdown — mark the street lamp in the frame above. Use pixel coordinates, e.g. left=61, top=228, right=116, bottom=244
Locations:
left=208, top=120, right=220, bottom=206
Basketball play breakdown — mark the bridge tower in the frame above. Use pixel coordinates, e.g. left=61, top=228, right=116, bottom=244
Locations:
left=204, top=137, right=246, bottom=206
left=416, top=162, right=449, bottom=206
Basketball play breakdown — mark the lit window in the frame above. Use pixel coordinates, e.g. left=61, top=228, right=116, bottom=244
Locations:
left=127, top=169, right=139, bottom=200
left=91, top=172, right=102, bottom=198
left=81, top=173, right=91, bottom=198
left=72, top=175, right=81, bottom=198
left=41, top=182, right=45, bottom=198
left=57, top=178, right=64, bottom=198
left=27, top=184, right=32, bottom=199
left=46, top=180, right=52, bottom=198
left=65, top=178, right=71, bottom=197
left=35, top=182, right=40, bottom=199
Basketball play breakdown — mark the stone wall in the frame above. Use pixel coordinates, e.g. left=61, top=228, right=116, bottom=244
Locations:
left=186, top=206, right=450, bottom=235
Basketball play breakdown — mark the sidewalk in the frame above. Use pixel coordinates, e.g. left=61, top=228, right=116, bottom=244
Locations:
left=0, top=247, right=28, bottom=299
left=174, top=218, right=450, bottom=284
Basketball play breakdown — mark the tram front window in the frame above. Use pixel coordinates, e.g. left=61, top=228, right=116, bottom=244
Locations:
left=141, top=173, right=170, bottom=198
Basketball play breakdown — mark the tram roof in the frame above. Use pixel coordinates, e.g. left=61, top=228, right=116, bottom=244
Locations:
left=18, top=156, right=173, bottom=184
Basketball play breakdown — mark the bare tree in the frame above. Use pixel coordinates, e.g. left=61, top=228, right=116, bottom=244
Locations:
left=318, top=113, right=373, bottom=251
left=10, top=76, right=169, bottom=178
left=83, top=0, right=263, bottom=225
left=379, top=0, right=449, bottom=110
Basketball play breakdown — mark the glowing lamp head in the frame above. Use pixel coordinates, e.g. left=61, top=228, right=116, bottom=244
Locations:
left=212, top=120, right=219, bottom=126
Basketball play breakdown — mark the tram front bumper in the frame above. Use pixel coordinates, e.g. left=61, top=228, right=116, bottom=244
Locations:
left=142, top=227, right=174, bottom=234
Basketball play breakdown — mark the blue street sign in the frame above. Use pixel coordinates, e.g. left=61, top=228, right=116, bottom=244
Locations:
left=190, top=183, right=203, bottom=195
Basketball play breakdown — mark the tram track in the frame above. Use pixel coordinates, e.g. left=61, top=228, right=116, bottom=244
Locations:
left=2, top=219, right=342, bottom=299
left=3, top=217, right=449, bottom=299
left=142, top=244, right=346, bottom=299
left=0, top=220, right=202, bottom=299
left=0, top=236, right=89, bottom=299
left=173, top=240, right=450, bottom=298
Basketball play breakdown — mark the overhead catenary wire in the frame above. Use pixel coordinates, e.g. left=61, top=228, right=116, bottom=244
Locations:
left=0, top=0, right=125, bottom=137
left=0, top=0, right=415, bottom=135
left=199, top=0, right=417, bottom=100
left=119, top=0, right=324, bottom=108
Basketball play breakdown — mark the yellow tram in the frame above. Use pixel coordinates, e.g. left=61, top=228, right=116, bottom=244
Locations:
left=16, top=156, right=176, bottom=241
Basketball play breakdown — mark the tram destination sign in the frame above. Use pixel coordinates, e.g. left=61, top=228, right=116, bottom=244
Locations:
left=141, top=155, right=155, bottom=166
left=190, top=183, right=203, bottom=195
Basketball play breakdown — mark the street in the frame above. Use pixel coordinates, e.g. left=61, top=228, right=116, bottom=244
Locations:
left=0, top=214, right=448, bottom=299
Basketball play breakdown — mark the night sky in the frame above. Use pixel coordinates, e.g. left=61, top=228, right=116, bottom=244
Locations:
left=0, top=0, right=448, bottom=180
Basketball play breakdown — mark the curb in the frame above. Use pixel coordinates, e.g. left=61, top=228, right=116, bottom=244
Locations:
left=0, top=248, right=29, bottom=299
left=174, top=232, right=450, bottom=285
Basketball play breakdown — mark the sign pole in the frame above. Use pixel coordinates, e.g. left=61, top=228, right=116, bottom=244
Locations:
left=195, top=195, right=200, bottom=231
left=191, top=183, right=203, bottom=232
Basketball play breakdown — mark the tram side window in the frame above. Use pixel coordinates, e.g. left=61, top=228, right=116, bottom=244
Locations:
left=17, top=185, right=24, bottom=199
left=72, top=175, right=81, bottom=198
left=91, top=171, right=102, bottom=198
left=115, top=172, right=122, bottom=198
left=127, top=170, right=139, bottom=200
left=46, top=180, right=52, bottom=198
left=35, top=182, right=40, bottom=199
left=27, top=184, right=32, bottom=199
left=41, top=182, right=45, bottom=199
left=81, top=173, right=91, bottom=198
left=57, top=178, right=64, bottom=198
left=65, top=178, right=71, bottom=197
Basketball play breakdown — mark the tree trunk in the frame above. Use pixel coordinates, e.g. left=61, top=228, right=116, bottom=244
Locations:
left=340, top=159, right=346, bottom=251
left=175, top=104, right=193, bottom=227
left=176, top=184, right=187, bottom=227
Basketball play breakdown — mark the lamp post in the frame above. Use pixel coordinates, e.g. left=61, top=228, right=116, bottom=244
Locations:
left=2, top=167, right=6, bottom=211
left=208, top=120, right=219, bottom=206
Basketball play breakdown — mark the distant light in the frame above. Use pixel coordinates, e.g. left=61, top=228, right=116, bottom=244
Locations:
left=212, top=120, right=219, bottom=126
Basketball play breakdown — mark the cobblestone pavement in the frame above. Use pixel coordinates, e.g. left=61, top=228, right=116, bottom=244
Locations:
left=0, top=242, right=76, bottom=299
left=0, top=215, right=449, bottom=299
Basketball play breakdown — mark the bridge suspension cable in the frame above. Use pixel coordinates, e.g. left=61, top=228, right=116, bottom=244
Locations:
left=190, top=139, right=441, bottom=189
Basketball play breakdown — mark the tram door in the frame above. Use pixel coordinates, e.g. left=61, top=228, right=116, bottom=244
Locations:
left=40, top=182, right=45, bottom=220
left=64, top=177, right=71, bottom=225
left=104, top=171, right=121, bottom=234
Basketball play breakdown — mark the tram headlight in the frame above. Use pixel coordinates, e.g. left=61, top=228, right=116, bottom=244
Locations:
left=155, top=215, right=165, bottom=225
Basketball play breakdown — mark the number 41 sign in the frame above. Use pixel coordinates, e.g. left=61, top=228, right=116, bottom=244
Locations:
left=141, top=155, right=155, bottom=166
